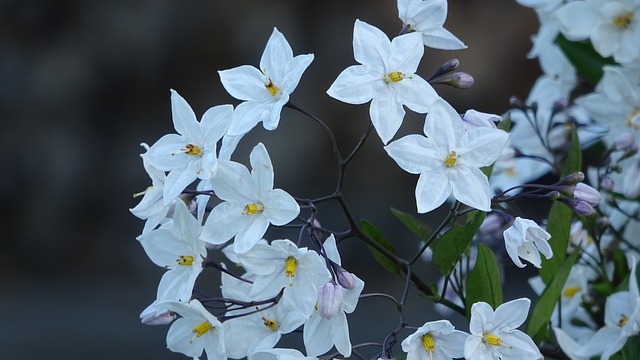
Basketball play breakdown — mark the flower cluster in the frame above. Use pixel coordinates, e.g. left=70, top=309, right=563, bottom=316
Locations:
left=129, top=0, right=640, bottom=359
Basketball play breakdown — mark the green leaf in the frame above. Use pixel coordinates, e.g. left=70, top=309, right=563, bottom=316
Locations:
left=526, top=249, right=580, bottom=339
left=465, top=243, right=503, bottom=318
left=361, top=220, right=401, bottom=274
left=622, top=335, right=640, bottom=360
left=540, top=125, right=581, bottom=283
left=390, top=208, right=432, bottom=243
left=555, top=34, right=616, bottom=85
left=432, top=211, right=485, bottom=278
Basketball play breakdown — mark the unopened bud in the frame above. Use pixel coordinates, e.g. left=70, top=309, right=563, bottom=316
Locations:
left=428, top=59, right=460, bottom=80
left=140, top=302, right=176, bottom=325
left=557, top=198, right=596, bottom=216
left=317, top=282, right=344, bottom=319
left=547, top=190, right=561, bottom=200
left=573, top=183, right=601, bottom=206
left=336, top=268, right=356, bottom=289
left=430, top=72, right=474, bottom=89
left=557, top=172, right=585, bottom=186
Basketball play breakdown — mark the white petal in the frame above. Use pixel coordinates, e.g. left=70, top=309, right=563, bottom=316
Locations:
left=493, top=298, right=531, bottom=332
left=450, top=166, right=491, bottom=211
left=169, top=89, right=199, bottom=141
left=219, top=65, right=272, bottom=102
left=200, top=104, right=233, bottom=145
left=353, top=19, right=391, bottom=70
left=389, top=31, right=424, bottom=74
left=385, top=134, right=443, bottom=173
left=420, top=27, right=467, bottom=50
left=555, top=2, right=600, bottom=40
left=260, top=28, right=294, bottom=83
left=370, top=91, right=405, bottom=144
left=415, top=170, right=451, bottom=213
left=423, top=98, right=463, bottom=152
left=200, top=201, right=248, bottom=245
left=326, top=65, right=378, bottom=104
left=395, top=75, right=439, bottom=114
left=233, top=215, right=270, bottom=254
left=250, top=143, right=275, bottom=195
left=282, top=53, right=314, bottom=94
left=228, top=100, right=269, bottom=136
left=263, top=189, right=300, bottom=225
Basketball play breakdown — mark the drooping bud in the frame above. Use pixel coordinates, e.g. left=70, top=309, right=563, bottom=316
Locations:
left=140, top=302, right=176, bottom=325
left=478, top=213, right=505, bottom=235
left=556, top=172, right=585, bottom=186
left=429, top=72, right=474, bottom=89
left=317, top=282, right=344, bottom=319
left=573, top=183, right=601, bottom=206
left=428, top=59, right=460, bottom=81
left=558, top=198, right=596, bottom=216
left=336, top=267, right=356, bottom=289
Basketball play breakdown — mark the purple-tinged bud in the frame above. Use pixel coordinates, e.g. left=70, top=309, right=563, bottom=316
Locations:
left=573, top=183, right=601, bottom=206
left=601, top=175, right=615, bottom=191
left=430, top=72, right=474, bottom=89
left=336, top=268, right=356, bottom=289
left=428, top=59, right=460, bottom=80
left=573, top=200, right=596, bottom=216
left=557, top=172, right=585, bottom=186
left=317, top=282, right=344, bottom=319
left=140, top=302, right=176, bottom=325
left=614, top=132, right=636, bottom=150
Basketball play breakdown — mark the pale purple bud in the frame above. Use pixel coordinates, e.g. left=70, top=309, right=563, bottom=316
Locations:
left=557, top=172, right=585, bottom=186
left=573, top=183, right=601, bottom=206
left=601, top=175, right=614, bottom=191
left=317, top=282, right=344, bottom=319
left=140, top=302, right=176, bottom=325
left=573, top=200, right=596, bottom=216
left=429, top=72, right=474, bottom=89
left=614, top=132, right=636, bottom=150
left=336, top=268, right=356, bottom=289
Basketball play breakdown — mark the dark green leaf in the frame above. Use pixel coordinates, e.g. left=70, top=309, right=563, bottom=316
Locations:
left=555, top=34, right=616, bottom=85
left=622, top=335, right=640, bottom=360
left=432, top=211, right=485, bottom=278
left=390, top=207, right=432, bottom=243
left=527, top=249, right=580, bottom=339
left=465, top=243, right=503, bottom=318
left=361, top=220, right=401, bottom=274
left=540, top=125, right=581, bottom=283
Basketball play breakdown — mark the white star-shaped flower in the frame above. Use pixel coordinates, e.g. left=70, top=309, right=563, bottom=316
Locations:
left=327, top=19, right=439, bottom=144
left=397, top=0, right=467, bottom=50
left=385, top=98, right=509, bottom=213
left=401, top=319, right=468, bottom=360
left=219, top=28, right=314, bottom=136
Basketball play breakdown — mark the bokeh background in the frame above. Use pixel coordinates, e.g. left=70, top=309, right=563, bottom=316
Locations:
left=1, top=0, right=540, bottom=358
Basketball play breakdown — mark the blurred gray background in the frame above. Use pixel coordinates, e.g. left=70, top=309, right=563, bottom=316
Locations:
left=0, top=0, right=539, bottom=358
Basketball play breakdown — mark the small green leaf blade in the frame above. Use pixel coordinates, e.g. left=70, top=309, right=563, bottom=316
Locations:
left=432, top=211, right=485, bottom=278
left=527, top=249, right=580, bottom=338
left=390, top=207, right=432, bottom=243
left=361, top=220, right=400, bottom=274
left=465, top=243, right=503, bottom=318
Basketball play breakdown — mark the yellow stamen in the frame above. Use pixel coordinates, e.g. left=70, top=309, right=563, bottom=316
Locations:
left=385, top=71, right=410, bottom=83
left=618, top=314, right=629, bottom=327
left=421, top=333, right=436, bottom=353
left=262, top=317, right=280, bottom=331
left=563, top=286, right=580, bottom=298
left=265, top=76, right=280, bottom=97
left=173, top=144, right=202, bottom=156
left=444, top=151, right=459, bottom=167
left=242, top=203, right=263, bottom=215
left=483, top=333, right=512, bottom=348
left=505, top=168, right=517, bottom=177
left=177, top=255, right=195, bottom=266
left=285, top=256, right=298, bottom=285
left=625, top=109, right=640, bottom=130
left=190, top=321, right=212, bottom=343
left=613, top=12, right=634, bottom=28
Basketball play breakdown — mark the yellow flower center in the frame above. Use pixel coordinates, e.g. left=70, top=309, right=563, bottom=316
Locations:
left=625, top=109, right=640, bottom=130
left=262, top=317, right=280, bottom=331
left=613, top=12, right=634, bottom=28
left=563, top=286, right=580, bottom=298
left=483, top=333, right=512, bottom=348
left=190, top=321, right=212, bottom=343
left=421, top=333, right=436, bottom=353
left=173, top=144, right=202, bottom=156
left=618, top=314, right=629, bottom=327
left=177, top=255, right=195, bottom=266
left=444, top=151, right=459, bottom=167
left=284, top=256, right=298, bottom=285
left=242, top=203, right=264, bottom=215
left=385, top=71, right=410, bottom=83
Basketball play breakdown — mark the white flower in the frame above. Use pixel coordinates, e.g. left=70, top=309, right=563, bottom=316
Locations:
left=158, top=299, right=226, bottom=359
left=327, top=20, right=439, bottom=144
left=385, top=98, right=509, bottom=213
left=236, top=239, right=331, bottom=317
left=219, top=28, right=313, bottom=136
left=140, top=300, right=176, bottom=326
left=145, top=90, right=232, bottom=205
left=137, top=200, right=207, bottom=302
left=401, top=319, right=468, bottom=360
left=130, top=151, right=171, bottom=235
left=303, top=235, right=365, bottom=357
left=503, top=217, right=553, bottom=268
left=464, top=298, right=543, bottom=360
left=201, top=143, right=300, bottom=254
left=397, top=0, right=466, bottom=50
left=555, top=0, right=640, bottom=64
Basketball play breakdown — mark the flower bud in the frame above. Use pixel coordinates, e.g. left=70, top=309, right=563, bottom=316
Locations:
left=140, top=302, right=176, bottom=325
left=573, top=183, right=601, bottom=206
left=430, top=72, right=474, bottom=89
left=336, top=268, right=356, bottom=289
left=428, top=59, right=460, bottom=80
left=317, top=282, right=344, bottom=319
left=573, top=200, right=596, bottom=216
left=557, top=172, right=585, bottom=186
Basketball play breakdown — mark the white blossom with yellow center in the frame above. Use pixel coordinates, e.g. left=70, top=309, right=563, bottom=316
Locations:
left=201, top=143, right=300, bottom=254
left=385, top=98, right=509, bottom=213
left=219, top=28, right=314, bottom=136
left=464, top=298, right=542, bottom=360
left=401, top=319, right=468, bottom=360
